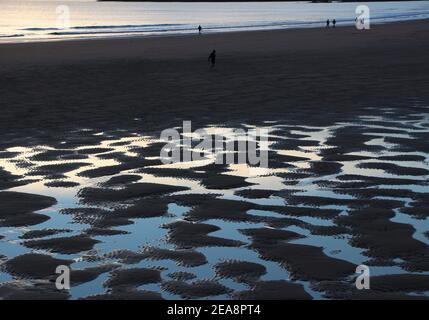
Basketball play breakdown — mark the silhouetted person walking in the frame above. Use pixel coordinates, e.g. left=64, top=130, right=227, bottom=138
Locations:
left=332, top=19, right=336, bottom=28
left=198, top=25, right=202, bottom=34
left=208, top=49, right=216, bottom=68
left=326, top=19, right=330, bottom=28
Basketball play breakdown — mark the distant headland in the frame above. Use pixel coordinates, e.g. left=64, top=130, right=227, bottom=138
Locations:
left=98, top=1, right=400, bottom=2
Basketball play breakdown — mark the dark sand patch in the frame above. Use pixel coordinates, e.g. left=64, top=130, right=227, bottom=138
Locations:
left=336, top=208, right=428, bottom=261
left=411, top=193, right=429, bottom=205
left=109, top=141, right=130, bottom=147
left=400, top=206, right=428, bottom=219
left=364, top=257, right=397, bottom=267
left=44, top=173, right=68, bottom=180
left=271, top=138, right=320, bottom=150
left=276, top=172, right=312, bottom=181
left=78, top=158, right=160, bottom=178
left=77, top=147, right=114, bottom=155
left=324, top=127, right=383, bottom=154
left=276, top=126, right=322, bottom=133
left=84, top=227, right=129, bottom=236
left=262, top=216, right=307, bottom=229
left=60, top=207, right=133, bottom=228
left=233, top=280, right=312, bottom=300
left=130, top=142, right=166, bottom=158
left=60, top=207, right=110, bottom=224
left=282, top=194, right=404, bottom=209
left=191, top=162, right=230, bottom=174
left=44, top=180, right=80, bottom=188
left=336, top=174, right=428, bottom=186
left=0, top=281, right=70, bottom=300
left=103, top=249, right=146, bottom=264
left=249, top=241, right=356, bottom=281
left=60, top=153, right=90, bottom=160
left=13, top=160, right=34, bottom=168
left=115, top=198, right=169, bottom=219
left=49, top=136, right=108, bottom=150
left=401, top=256, right=429, bottom=272
left=359, top=121, right=418, bottom=130
left=268, top=153, right=311, bottom=163
left=215, top=260, right=266, bottom=283
left=302, top=161, right=343, bottom=176
left=141, top=246, right=207, bottom=267
left=235, top=189, right=277, bottom=199
left=370, top=274, right=429, bottom=292
left=0, top=191, right=56, bottom=227
left=0, top=151, right=19, bottom=159
left=161, top=280, right=231, bottom=299
left=167, top=272, right=197, bottom=281
left=19, top=228, right=72, bottom=240
left=104, top=268, right=161, bottom=288
left=94, top=216, right=134, bottom=228
left=2, top=253, right=72, bottom=278
left=0, top=191, right=56, bottom=212
left=29, top=149, right=83, bottom=162
left=365, top=127, right=409, bottom=135
left=24, top=235, right=100, bottom=254
left=0, top=212, right=50, bottom=227
left=255, top=152, right=305, bottom=169
left=100, top=174, right=142, bottom=186
left=386, top=136, right=429, bottom=154
left=68, top=264, right=119, bottom=286
left=357, top=162, right=429, bottom=176
left=312, top=280, right=429, bottom=300
left=186, top=199, right=257, bottom=222
left=0, top=168, right=34, bottom=190
left=377, top=154, right=426, bottom=161
left=77, top=165, right=128, bottom=178
left=28, top=162, right=90, bottom=176
left=139, top=167, right=204, bottom=180
left=200, top=174, right=254, bottom=189
left=333, top=188, right=417, bottom=199
left=240, top=227, right=304, bottom=244
left=307, top=225, right=349, bottom=236
left=95, top=151, right=128, bottom=161
left=164, top=220, right=245, bottom=248
left=321, top=154, right=372, bottom=162
left=166, top=193, right=221, bottom=206
left=79, top=183, right=189, bottom=203
left=315, top=180, right=382, bottom=189
left=350, top=223, right=428, bottom=259
left=270, top=128, right=311, bottom=139
left=267, top=205, right=341, bottom=219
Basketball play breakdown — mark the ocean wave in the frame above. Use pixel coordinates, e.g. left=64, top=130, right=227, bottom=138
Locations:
left=0, top=33, right=24, bottom=38
left=21, top=24, right=182, bottom=32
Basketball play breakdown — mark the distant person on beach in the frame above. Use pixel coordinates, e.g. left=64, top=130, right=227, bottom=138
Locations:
left=333, top=19, right=336, bottom=28
left=198, top=25, right=202, bottom=34
left=208, top=49, right=216, bottom=68
left=326, top=19, right=330, bottom=28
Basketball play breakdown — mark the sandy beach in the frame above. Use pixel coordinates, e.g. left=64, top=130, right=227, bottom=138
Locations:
left=1, top=20, right=429, bottom=136
left=0, top=20, right=429, bottom=300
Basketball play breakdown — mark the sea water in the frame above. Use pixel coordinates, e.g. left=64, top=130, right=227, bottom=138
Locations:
left=1, top=1, right=429, bottom=42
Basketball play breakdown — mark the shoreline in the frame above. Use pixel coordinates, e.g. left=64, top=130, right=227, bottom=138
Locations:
left=1, top=17, right=428, bottom=47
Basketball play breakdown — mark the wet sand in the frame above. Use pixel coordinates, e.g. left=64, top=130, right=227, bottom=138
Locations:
left=0, top=20, right=429, bottom=300
left=0, top=20, right=429, bottom=137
